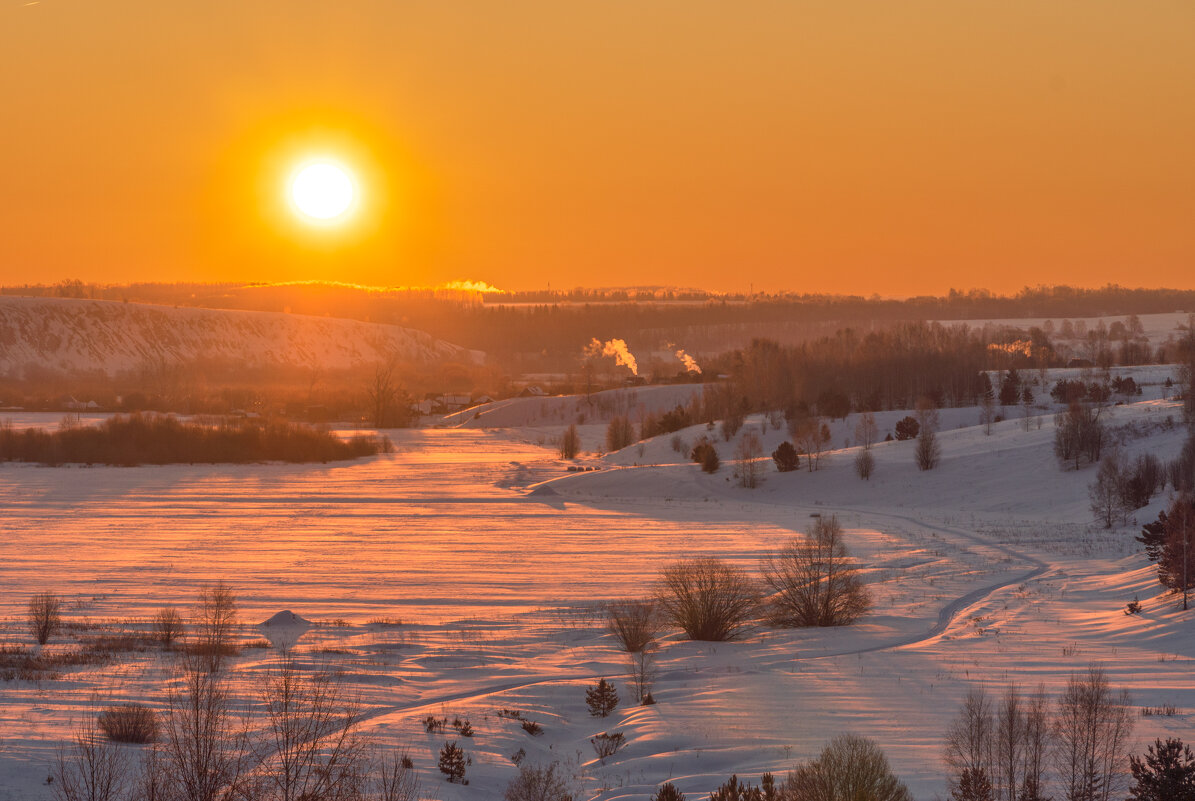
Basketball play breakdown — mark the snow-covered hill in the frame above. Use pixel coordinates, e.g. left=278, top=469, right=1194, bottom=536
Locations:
left=0, top=296, right=482, bottom=376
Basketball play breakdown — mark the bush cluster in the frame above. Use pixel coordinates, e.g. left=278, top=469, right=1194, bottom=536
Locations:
left=0, top=414, right=382, bottom=466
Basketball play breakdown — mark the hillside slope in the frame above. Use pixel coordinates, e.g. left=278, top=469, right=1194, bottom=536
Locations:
left=0, top=296, right=483, bottom=376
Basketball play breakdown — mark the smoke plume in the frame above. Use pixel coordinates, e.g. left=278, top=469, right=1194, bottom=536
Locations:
left=585, top=338, right=639, bottom=375
left=674, top=347, right=702, bottom=374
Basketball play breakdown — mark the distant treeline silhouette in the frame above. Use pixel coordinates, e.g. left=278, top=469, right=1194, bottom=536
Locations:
left=0, top=414, right=384, bottom=466
left=6, top=281, right=1195, bottom=369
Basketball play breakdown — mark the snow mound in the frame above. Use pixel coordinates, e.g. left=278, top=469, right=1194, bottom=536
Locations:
left=261, top=610, right=312, bottom=628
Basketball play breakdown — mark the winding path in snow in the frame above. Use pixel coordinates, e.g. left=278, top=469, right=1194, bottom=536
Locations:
left=360, top=496, right=1054, bottom=722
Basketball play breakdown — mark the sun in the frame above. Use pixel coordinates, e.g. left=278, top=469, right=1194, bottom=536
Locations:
left=289, top=161, right=356, bottom=222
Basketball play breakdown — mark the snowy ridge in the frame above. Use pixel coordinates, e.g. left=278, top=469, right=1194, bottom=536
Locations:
left=0, top=296, right=483, bottom=376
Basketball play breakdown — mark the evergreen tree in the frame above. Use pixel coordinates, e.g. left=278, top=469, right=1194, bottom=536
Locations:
left=772, top=441, right=800, bottom=472
left=651, top=782, right=686, bottom=801
left=585, top=678, right=619, bottom=718
left=1128, top=738, right=1195, bottom=801
left=438, top=741, right=467, bottom=784
left=951, top=768, right=994, bottom=801
left=1138, top=510, right=1168, bottom=562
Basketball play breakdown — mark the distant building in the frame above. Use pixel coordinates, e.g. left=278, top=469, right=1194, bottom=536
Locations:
left=519, top=386, right=548, bottom=397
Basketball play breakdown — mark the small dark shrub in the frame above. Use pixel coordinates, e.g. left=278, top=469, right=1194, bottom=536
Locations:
left=606, top=598, right=658, bottom=652
left=510, top=747, right=526, bottom=766
left=28, top=593, right=62, bottom=646
left=1125, top=597, right=1142, bottom=615
left=591, top=732, right=625, bottom=759
left=423, top=715, right=446, bottom=733
left=691, top=440, right=720, bottom=473
left=894, top=416, right=919, bottom=441
left=642, top=692, right=656, bottom=705
left=97, top=704, right=157, bottom=744
left=504, top=761, right=573, bottom=801
left=452, top=717, right=474, bottom=737
left=152, top=607, right=184, bottom=647
left=521, top=720, right=543, bottom=736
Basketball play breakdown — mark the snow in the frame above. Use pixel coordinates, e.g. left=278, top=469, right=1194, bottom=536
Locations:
left=0, top=296, right=482, bottom=377
left=0, top=381, right=1193, bottom=800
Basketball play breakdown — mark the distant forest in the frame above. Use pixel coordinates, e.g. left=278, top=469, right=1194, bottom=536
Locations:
left=5, top=281, right=1195, bottom=372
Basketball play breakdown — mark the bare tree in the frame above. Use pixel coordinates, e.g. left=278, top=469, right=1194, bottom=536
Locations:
left=761, top=515, right=870, bottom=627
left=153, top=606, right=184, bottom=647
left=195, top=581, right=238, bottom=673
left=28, top=592, right=63, bottom=645
left=915, top=406, right=942, bottom=471
left=1089, top=450, right=1125, bottom=528
left=366, top=361, right=410, bottom=429
left=371, top=749, right=420, bottom=801
left=252, top=655, right=371, bottom=801
left=159, top=662, right=251, bottom=801
left=734, top=431, right=763, bottom=488
left=1019, top=687, right=1051, bottom=801
left=52, top=716, right=131, bottom=801
left=627, top=644, right=658, bottom=705
left=784, top=734, right=912, bottom=801
left=854, top=412, right=878, bottom=450
left=796, top=417, right=831, bottom=471
left=1053, top=664, right=1134, bottom=801
left=606, top=598, right=659, bottom=652
left=559, top=424, right=580, bottom=460
left=945, top=686, right=994, bottom=797
left=656, top=557, right=759, bottom=641
left=994, top=687, right=1025, bottom=801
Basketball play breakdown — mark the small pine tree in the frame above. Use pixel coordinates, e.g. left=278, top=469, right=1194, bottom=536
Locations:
left=438, top=741, right=467, bottom=784
left=1128, top=738, right=1195, bottom=801
left=1139, top=510, right=1169, bottom=562
left=771, top=441, right=799, bottom=473
left=651, top=782, right=686, bottom=801
left=951, top=768, right=994, bottom=801
left=585, top=678, right=619, bottom=718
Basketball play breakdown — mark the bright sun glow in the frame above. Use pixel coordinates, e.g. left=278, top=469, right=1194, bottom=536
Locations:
left=290, top=162, right=356, bottom=221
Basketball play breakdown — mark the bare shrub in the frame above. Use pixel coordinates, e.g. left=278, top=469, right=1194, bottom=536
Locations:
left=854, top=449, right=875, bottom=480
left=591, top=732, right=625, bottom=760
left=915, top=407, right=941, bottom=471
left=98, top=703, right=158, bottom=744
left=783, top=734, right=912, bottom=801
left=606, top=416, right=634, bottom=452
left=372, top=749, right=420, bottom=801
left=1053, top=664, right=1134, bottom=801
left=606, top=598, right=659, bottom=652
left=194, top=581, right=237, bottom=672
left=944, top=686, right=994, bottom=797
left=734, top=431, right=763, bottom=488
left=559, top=424, right=580, bottom=460
left=656, top=557, right=758, bottom=641
left=504, top=761, right=574, bottom=801
left=52, top=716, right=131, bottom=801
left=251, top=656, right=371, bottom=801
left=158, top=662, right=251, bottom=801
left=28, top=592, right=63, bottom=645
left=153, top=606, right=184, bottom=647
left=761, top=515, right=870, bottom=627
left=855, top=412, right=878, bottom=450
left=627, top=645, right=658, bottom=705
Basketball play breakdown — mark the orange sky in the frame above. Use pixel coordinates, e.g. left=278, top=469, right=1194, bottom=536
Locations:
left=1, top=1, right=1192, bottom=296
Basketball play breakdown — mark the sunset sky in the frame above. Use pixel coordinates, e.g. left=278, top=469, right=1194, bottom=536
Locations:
left=1, top=1, right=1191, bottom=296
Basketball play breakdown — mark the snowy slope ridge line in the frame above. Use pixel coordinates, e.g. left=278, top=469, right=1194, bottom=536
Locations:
left=0, top=296, right=482, bottom=376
